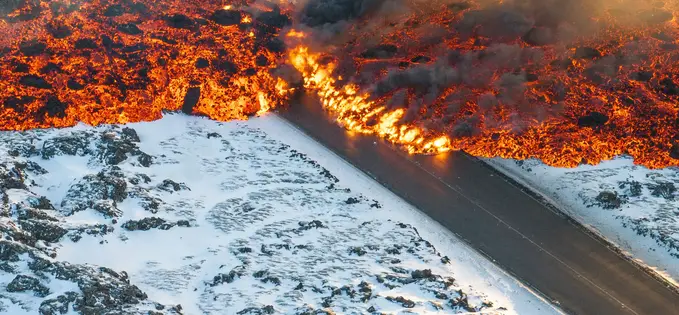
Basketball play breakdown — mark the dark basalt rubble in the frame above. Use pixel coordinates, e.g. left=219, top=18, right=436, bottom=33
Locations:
left=0, top=126, right=188, bottom=314
left=0, top=120, right=503, bottom=313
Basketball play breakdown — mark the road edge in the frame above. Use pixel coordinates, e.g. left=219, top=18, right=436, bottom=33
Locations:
left=478, top=157, right=679, bottom=296
left=275, top=112, right=567, bottom=314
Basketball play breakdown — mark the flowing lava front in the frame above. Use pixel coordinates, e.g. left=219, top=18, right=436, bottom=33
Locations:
left=0, top=0, right=295, bottom=130
left=2, top=0, right=679, bottom=168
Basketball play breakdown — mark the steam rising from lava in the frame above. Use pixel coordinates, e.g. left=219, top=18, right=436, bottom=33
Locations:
left=2, top=0, right=679, bottom=168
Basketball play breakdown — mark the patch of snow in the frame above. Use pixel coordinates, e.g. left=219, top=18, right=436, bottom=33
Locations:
left=0, top=113, right=559, bottom=314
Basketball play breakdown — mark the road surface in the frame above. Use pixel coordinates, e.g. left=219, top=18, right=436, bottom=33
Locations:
left=278, top=98, right=679, bottom=315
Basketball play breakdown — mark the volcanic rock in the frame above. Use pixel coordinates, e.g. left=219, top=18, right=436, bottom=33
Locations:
left=117, top=23, right=143, bottom=35
left=182, top=86, right=201, bottom=114
left=67, top=78, right=86, bottom=90
left=122, top=217, right=174, bottom=231
left=121, top=127, right=140, bottom=143
left=629, top=71, right=653, bottom=82
left=41, top=133, right=92, bottom=159
left=7, top=275, right=50, bottom=297
left=594, top=191, right=624, bottom=209
left=659, top=78, right=679, bottom=96
left=41, top=95, right=67, bottom=118
left=158, top=179, right=190, bottom=192
left=19, top=40, right=46, bottom=56
left=46, top=22, right=73, bottom=39
left=649, top=182, right=676, bottom=200
left=74, top=38, right=98, bottom=50
left=386, top=296, right=416, bottom=308
left=214, top=60, right=239, bottom=74
left=40, top=62, right=63, bottom=74
left=411, top=55, right=431, bottom=63
left=577, top=112, right=608, bottom=128
left=237, top=305, right=275, bottom=314
left=195, top=58, right=210, bottom=69
left=671, top=143, right=679, bottom=160
left=166, top=14, right=195, bottom=29
left=255, top=55, right=269, bottom=67
left=263, top=37, right=286, bottom=53
left=256, top=8, right=291, bottom=30
left=137, top=153, right=152, bottom=167
left=60, top=167, right=128, bottom=215
left=359, top=44, right=398, bottom=59
left=0, top=0, right=23, bottom=15
left=19, top=219, right=68, bottom=243
left=19, top=75, right=52, bottom=89
left=12, top=62, right=29, bottom=73
left=211, top=9, right=241, bottom=26
left=3, top=96, right=35, bottom=112
left=103, top=4, right=124, bottom=17
left=574, top=47, right=602, bottom=59
left=411, top=269, right=434, bottom=279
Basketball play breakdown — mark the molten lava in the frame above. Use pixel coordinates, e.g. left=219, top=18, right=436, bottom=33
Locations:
left=289, top=0, right=679, bottom=169
left=0, top=0, right=294, bottom=130
left=2, top=0, right=679, bottom=168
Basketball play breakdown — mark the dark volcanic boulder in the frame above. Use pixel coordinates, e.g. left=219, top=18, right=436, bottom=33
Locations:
left=670, top=142, right=679, bottom=160
left=19, top=40, right=46, bottom=56
left=117, top=23, right=143, bottom=35
left=7, top=275, right=50, bottom=297
left=41, top=95, right=67, bottom=118
left=19, top=220, right=68, bottom=243
left=103, top=4, right=124, bottom=17
left=41, top=133, right=92, bottom=159
left=574, top=47, right=602, bottom=59
left=166, top=14, right=195, bottom=29
left=577, top=112, right=608, bottom=128
left=121, top=217, right=174, bottom=231
left=211, top=9, right=241, bottom=26
left=19, top=75, right=52, bottom=89
left=74, top=38, right=98, bottom=50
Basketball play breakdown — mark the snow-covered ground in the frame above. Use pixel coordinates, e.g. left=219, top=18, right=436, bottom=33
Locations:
left=486, top=157, right=679, bottom=284
left=0, top=113, right=558, bottom=314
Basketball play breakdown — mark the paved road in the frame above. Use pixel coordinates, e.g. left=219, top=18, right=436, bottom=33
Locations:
left=278, top=98, right=679, bottom=315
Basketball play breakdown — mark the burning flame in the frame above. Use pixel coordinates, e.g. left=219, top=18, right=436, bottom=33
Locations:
left=290, top=47, right=452, bottom=154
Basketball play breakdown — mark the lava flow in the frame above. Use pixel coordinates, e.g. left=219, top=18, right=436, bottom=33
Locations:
left=2, top=0, right=679, bottom=169
left=289, top=0, right=679, bottom=168
left=0, top=0, right=294, bottom=130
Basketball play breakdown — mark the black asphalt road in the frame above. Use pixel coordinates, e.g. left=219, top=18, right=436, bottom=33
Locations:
left=278, top=98, right=679, bottom=315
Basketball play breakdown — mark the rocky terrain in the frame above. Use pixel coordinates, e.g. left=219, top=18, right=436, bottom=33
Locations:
left=0, top=114, right=553, bottom=314
left=487, top=157, right=679, bottom=283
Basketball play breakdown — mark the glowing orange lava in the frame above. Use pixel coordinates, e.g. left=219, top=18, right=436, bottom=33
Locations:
left=0, top=0, right=294, bottom=130
left=2, top=0, right=679, bottom=169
